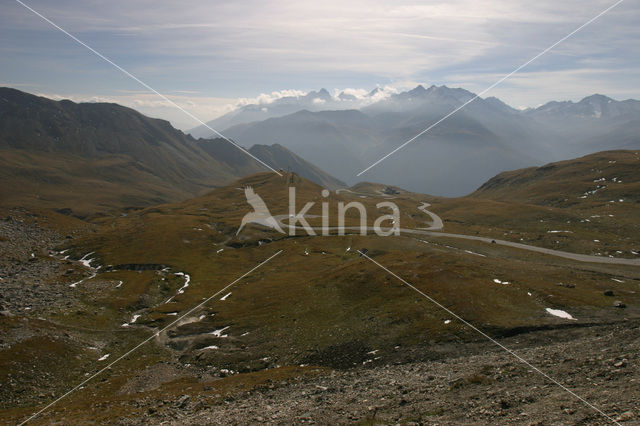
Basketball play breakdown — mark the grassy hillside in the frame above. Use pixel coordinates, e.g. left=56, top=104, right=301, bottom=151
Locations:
left=472, top=150, right=640, bottom=207
left=1, top=164, right=639, bottom=424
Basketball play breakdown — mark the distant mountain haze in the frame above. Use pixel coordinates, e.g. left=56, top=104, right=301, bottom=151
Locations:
left=198, top=85, right=640, bottom=196
left=188, top=87, right=384, bottom=138
left=0, top=87, right=343, bottom=215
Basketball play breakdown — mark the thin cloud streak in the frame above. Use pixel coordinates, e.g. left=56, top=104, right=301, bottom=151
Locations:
left=1, top=0, right=637, bottom=127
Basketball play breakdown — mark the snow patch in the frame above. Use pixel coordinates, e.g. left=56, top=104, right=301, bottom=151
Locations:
left=98, top=354, right=110, bottom=361
left=464, top=249, right=486, bottom=257
left=174, top=272, right=190, bottom=294
left=210, top=326, right=230, bottom=337
left=220, top=292, right=231, bottom=301
left=545, top=308, right=576, bottom=320
left=69, top=272, right=97, bottom=288
left=78, top=252, right=95, bottom=268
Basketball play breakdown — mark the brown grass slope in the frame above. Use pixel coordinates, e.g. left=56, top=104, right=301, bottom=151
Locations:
left=471, top=149, right=640, bottom=207
left=0, top=88, right=344, bottom=216
left=2, top=171, right=640, bottom=423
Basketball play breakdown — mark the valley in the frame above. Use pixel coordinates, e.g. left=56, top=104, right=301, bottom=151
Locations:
left=1, top=152, right=639, bottom=424
left=3, top=1, right=640, bottom=423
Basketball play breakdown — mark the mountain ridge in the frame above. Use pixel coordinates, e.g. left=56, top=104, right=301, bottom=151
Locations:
left=209, top=85, right=640, bottom=195
left=0, top=87, right=345, bottom=215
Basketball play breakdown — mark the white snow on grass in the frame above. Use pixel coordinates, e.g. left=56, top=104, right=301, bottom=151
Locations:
left=115, top=280, right=123, bottom=288
left=69, top=272, right=97, bottom=288
left=611, top=278, right=625, bottom=283
left=202, top=345, right=219, bottom=350
left=545, top=308, right=576, bottom=320
left=78, top=252, right=95, bottom=268
left=166, top=312, right=178, bottom=316
left=527, top=292, right=532, bottom=296
left=547, top=230, right=572, bottom=234
left=220, top=292, right=231, bottom=301
left=130, top=314, right=141, bottom=323
left=174, top=272, right=191, bottom=294
left=493, top=278, right=510, bottom=285
left=240, top=331, right=250, bottom=337
left=216, top=248, right=224, bottom=254
left=444, top=320, right=451, bottom=324
left=210, top=326, right=230, bottom=337
left=98, top=354, right=110, bottom=361
left=464, top=249, right=486, bottom=257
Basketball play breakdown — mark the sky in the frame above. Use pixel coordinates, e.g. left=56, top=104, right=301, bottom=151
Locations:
left=1, top=0, right=639, bottom=130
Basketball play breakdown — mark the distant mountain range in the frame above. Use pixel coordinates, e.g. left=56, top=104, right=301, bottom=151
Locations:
left=0, top=88, right=344, bottom=216
left=188, top=88, right=390, bottom=138
left=193, top=85, right=640, bottom=196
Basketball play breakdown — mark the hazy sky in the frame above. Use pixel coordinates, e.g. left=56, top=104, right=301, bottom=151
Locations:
left=1, top=0, right=638, bottom=130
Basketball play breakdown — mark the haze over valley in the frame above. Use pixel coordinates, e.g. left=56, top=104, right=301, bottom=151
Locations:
left=193, top=84, right=640, bottom=196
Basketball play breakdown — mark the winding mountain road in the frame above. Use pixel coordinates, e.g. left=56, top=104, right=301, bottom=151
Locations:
left=276, top=199, right=640, bottom=267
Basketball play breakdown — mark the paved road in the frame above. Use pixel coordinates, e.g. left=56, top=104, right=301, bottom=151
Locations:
left=276, top=201, right=640, bottom=267
left=416, top=202, right=443, bottom=231
left=419, top=231, right=640, bottom=266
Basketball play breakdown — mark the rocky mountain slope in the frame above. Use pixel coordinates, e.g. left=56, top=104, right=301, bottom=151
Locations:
left=0, top=88, right=343, bottom=216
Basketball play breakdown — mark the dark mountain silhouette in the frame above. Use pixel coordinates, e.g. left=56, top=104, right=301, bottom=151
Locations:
left=0, top=88, right=343, bottom=215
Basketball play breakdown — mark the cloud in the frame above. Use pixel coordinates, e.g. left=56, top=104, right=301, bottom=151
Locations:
left=236, top=89, right=307, bottom=106
left=8, top=0, right=635, bottom=79
left=3, top=0, right=638, bottom=127
left=447, top=67, right=640, bottom=107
